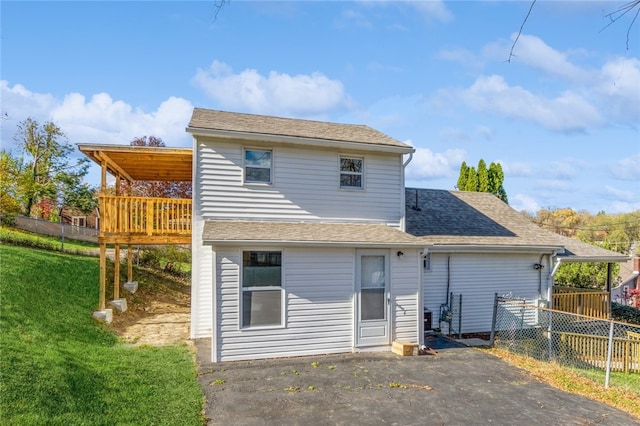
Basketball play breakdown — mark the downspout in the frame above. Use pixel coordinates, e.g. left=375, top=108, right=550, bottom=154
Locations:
left=418, top=249, right=426, bottom=346
left=400, top=153, right=413, bottom=232
left=549, top=254, right=563, bottom=309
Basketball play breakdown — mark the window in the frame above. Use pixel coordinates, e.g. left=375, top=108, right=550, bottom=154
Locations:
left=340, top=157, right=363, bottom=189
left=245, top=149, right=272, bottom=184
left=72, top=216, right=86, bottom=227
left=242, top=251, right=282, bottom=327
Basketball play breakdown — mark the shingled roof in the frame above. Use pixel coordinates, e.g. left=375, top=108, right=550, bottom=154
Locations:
left=187, top=108, right=413, bottom=151
left=203, top=220, right=425, bottom=248
left=405, top=188, right=628, bottom=262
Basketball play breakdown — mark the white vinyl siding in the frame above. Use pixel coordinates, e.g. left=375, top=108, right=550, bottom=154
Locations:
left=391, top=250, right=421, bottom=344
left=215, top=247, right=355, bottom=362
left=423, top=253, right=548, bottom=334
left=196, top=139, right=403, bottom=226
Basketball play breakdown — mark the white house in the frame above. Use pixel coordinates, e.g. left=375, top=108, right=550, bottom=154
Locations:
left=186, top=109, right=427, bottom=362
left=184, top=108, right=628, bottom=362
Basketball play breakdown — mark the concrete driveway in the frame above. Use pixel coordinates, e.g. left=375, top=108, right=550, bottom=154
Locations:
left=195, top=338, right=638, bottom=425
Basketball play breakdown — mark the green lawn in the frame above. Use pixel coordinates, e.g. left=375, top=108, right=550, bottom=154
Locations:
left=0, top=244, right=204, bottom=425
left=0, top=226, right=98, bottom=253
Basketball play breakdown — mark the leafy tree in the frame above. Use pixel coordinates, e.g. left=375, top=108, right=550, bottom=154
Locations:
left=488, top=162, right=508, bottom=204
left=120, top=136, right=192, bottom=199
left=11, top=117, right=96, bottom=218
left=455, top=159, right=508, bottom=204
left=554, top=261, right=620, bottom=289
left=0, top=150, right=24, bottom=214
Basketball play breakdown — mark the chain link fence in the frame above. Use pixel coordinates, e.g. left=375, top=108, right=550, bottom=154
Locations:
left=11, top=215, right=98, bottom=243
left=491, top=294, right=640, bottom=388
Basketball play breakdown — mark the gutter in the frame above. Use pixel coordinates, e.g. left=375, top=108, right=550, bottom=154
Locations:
left=427, top=244, right=562, bottom=254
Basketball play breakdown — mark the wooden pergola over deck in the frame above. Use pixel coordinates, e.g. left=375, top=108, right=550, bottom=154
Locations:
left=78, top=144, right=193, bottom=311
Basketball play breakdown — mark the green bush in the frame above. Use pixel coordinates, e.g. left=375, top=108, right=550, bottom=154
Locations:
left=612, top=302, right=640, bottom=325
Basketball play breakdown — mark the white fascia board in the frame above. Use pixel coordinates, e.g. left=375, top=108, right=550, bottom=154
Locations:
left=204, top=240, right=426, bottom=249
left=186, top=127, right=415, bottom=155
left=426, top=244, right=563, bottom=254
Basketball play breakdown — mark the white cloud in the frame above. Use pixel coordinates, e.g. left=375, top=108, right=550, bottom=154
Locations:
left=500, top=161, right=532, bottom=177
left=604, top=185, right=635, bottom=202
left=336, top=9, right=373, bottom=29
left=507, top=34, right=591, bottom=82
left=411, top=0, right=453, bottom=23
left=609, top=200, right=640, bottom=214
left=438, top=127, right=469, bottom=143
left=535, top=179, right=574, bottom=191
left=405, top=147, right=466, bottom=180
left=548, top=161, right=578, bottom=180
left=595, top=57, right=640, bottom=124
left=0, top=81, right=193, bottom=150
left=475, top=125, right=494, bottom=141
left=610, top=153, right=640, bottom=181
left=451, top=74, right=602, bottom=132
left=510, top=194, right=540, bottom=214
left=192, top=60, right=352, bottom=117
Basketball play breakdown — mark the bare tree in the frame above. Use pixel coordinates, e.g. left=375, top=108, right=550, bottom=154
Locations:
left=509, top=0, right=640, bottom=62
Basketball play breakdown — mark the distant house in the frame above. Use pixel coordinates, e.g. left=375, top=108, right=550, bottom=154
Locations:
left=60, top=206, right=99, bottom=229
left=405, top=188, right=628, bottom=334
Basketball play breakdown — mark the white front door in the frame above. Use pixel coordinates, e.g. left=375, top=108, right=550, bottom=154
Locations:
left=355, top=250, right=390, bottom=347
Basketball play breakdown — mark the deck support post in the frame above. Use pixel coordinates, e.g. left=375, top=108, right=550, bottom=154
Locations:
left=127, top=244, right=133, bottom=283
left=114, top=244, right=120, bottom=300
left=99, top=242, right=106, bottom=310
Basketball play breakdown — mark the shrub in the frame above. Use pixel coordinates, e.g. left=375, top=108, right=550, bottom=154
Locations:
left=612, top=302, right=640, bottom=325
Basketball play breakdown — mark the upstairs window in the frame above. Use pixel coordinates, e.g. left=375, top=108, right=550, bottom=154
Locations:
left=245, top=149, right=272, bottom=184
left=340, top=157, right=364, bottom=189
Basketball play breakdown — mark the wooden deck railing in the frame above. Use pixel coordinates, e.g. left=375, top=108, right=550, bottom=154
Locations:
left=100, top=195, right=191, bottom=236
left=553, top=291, right=610, bottom=319
left=556, top=331, right=640, bottom=373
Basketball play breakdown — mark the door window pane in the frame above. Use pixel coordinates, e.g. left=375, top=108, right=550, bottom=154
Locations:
left=361, top=288, right=385, bottom=320
left=361, top=255, right=385, bottom=288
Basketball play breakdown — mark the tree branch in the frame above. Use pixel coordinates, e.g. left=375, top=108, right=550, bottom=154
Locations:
left=601, top=0, right=640, bottom=51
left=508, top=0, right=537, bottom=63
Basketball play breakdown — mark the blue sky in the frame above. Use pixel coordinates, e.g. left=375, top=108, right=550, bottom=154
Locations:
left=2, top=0, right=639, bottom=214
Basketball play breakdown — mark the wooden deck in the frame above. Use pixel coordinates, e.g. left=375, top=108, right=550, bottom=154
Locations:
left=99, top=195, right=191, bottom=244
left=78, top=143, right=194, bottom=311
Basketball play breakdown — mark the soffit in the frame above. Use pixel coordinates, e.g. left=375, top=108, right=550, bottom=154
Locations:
left=78, top=144, right=192, bottom=182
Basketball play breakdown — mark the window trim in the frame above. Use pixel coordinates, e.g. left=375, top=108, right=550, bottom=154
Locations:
left=339, top=155, right=365, bottom=190
left=239, top=249, right=285, bottom=330
left=72, top=216, right=87, bottom=227
left=243, top=148, right=273, bottom=185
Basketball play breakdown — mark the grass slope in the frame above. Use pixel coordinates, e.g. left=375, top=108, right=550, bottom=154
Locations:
left=0, top=245, right=204, bottom=425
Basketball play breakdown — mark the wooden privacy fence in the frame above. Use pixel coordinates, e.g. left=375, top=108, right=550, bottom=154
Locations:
left=556, top=331, right=640, bottom=373
left=100, top=195, right=191, bottom=236
left=553, top=291, right=610, bottom=319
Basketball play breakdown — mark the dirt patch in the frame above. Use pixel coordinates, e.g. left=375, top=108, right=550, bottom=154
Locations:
left=108, top=271, right=192, bottom=348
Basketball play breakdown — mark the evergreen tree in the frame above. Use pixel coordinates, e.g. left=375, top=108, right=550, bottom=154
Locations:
left=464, top=166, right=478, bottom=191
left=477, top=159, right=489, bottom=193
left=456, top=161, right=468, bottom=191
left=455, top=159, right=508, bottom=204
